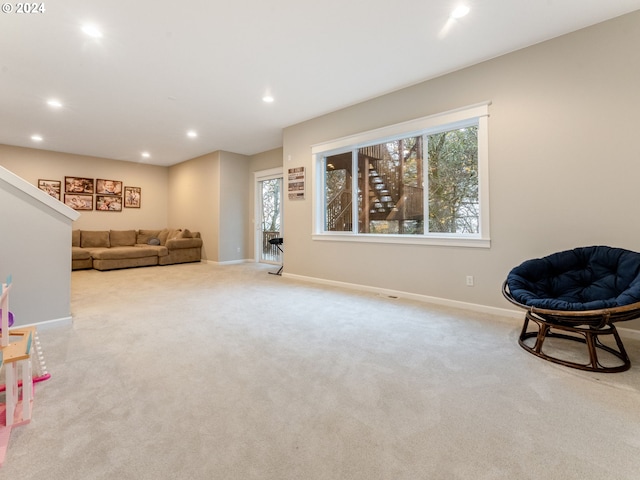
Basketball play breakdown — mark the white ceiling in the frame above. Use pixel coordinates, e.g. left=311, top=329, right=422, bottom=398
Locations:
left=2, top=0, right=640, bottom=167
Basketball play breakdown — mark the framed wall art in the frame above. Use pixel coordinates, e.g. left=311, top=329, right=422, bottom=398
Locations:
left=96, top=178, right=123, bottom=195
left=64, top=194, right=93, bottom=211
left=65, top=176, right=94, bottom=194
left=38, top=179, right=61, bottom=200
left=124, top=186, right=141, bottom=208
left=288, top=166, right=305, bottom=200
left=96, top=195, right=122, bottom=211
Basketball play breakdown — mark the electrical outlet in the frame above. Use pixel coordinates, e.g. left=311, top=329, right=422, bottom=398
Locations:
left=466, top=275, right=474, bottom=286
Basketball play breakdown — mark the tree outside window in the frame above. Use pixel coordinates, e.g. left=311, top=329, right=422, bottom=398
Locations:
left=322, top=125, right=479, bottom=236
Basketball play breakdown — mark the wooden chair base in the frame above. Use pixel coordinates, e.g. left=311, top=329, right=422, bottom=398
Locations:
left=519, top=312, right=631, bottom=373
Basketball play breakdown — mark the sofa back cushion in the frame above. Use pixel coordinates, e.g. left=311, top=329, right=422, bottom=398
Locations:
left=72, top=229, right=81, bottom=247
left=110, top=230, right=136, bottom=247
left=81, top=230, right=110, bottom=248
left=137, top=229, right=161, bottom=245
left=158, top=228, right=181, bottom=245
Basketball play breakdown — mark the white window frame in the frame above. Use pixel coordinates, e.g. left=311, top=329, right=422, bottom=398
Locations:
left=311, top=102, right=490, bottom=248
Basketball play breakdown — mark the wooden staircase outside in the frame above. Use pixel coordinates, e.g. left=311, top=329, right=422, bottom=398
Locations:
left=325, top=143, right=424, bottom=233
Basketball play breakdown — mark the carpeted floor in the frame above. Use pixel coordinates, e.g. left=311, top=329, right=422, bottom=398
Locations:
left=3, top=262, right=640, bottom=479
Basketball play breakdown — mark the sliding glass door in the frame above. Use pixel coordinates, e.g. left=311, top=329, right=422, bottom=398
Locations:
left=255, top=169, right=283, bottom=264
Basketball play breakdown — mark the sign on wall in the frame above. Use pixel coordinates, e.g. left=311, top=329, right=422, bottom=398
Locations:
left=288, top=167, right=305, bottom=200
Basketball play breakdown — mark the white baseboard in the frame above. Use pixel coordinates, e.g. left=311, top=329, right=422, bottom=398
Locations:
left=283, top=272, right=522, bottom=320
left=208, top=259, right=251, bottom=265
left=284, top=273, right=640, bottom=340
left=19, top=315, right=73, bottom=329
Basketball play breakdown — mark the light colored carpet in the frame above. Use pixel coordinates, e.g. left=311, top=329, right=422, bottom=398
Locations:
left=3, top=262, right=640, bottom=479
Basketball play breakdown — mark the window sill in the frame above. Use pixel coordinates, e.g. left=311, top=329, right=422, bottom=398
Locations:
left=312, top=233, right=490, bottom=248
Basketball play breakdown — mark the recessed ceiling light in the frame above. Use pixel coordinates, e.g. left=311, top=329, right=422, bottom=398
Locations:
left=31, top=134, right=43, bottom=142
left=262, top=95, right=274, bottom=103
left=82, top=24, right=103, bottom=38
left=47, top=99, right=63, bottom=108
left=187, top=130, right=197, bottom=138
left=451, top=5, right=470, bottom=19
left=141, top=152, right=150, bottom=158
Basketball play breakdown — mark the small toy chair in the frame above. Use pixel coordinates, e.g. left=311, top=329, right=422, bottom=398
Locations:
left=503, top=246, right=640, bottom=372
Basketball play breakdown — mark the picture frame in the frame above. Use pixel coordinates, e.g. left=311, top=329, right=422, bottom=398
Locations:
left=38, top=179, right=61, bottom=200
left=288, top=166, right=305, bottom=200
left=65, top=176, right=94, bottom=194
left=124, top=186, right=141, bottom=208
left=96, top=178, right=123, bottom=195
left=64, top=194, right=93, bottom=211
left=96, top=195, right=122, bottom=212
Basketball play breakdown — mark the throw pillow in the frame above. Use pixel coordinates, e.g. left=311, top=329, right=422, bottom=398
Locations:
left=157, top=229, right=170, bottom=245
left=158, top=228, right=181, bottom=245
left=178, top=229, right=192, bottom=238
left=148, top=238, right=161, bottom=245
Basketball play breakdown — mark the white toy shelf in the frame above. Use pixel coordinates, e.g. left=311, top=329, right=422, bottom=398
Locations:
left=0, top=278, right=36, bottom=467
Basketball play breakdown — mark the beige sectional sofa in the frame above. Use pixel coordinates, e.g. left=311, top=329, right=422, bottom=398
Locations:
left=72, top=228, right=203, bottom=271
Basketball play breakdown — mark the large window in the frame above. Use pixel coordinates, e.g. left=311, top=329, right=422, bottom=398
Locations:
left=313, top=103, right=490, bottom=247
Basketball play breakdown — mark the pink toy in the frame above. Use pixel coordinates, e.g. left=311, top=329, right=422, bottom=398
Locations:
left=0, top=279, right=46, bottom=466
left=0, top=327, right=50, bottom=393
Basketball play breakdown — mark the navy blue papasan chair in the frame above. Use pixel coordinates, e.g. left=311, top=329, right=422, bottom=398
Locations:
left=502, top=246, right=640, bottom=372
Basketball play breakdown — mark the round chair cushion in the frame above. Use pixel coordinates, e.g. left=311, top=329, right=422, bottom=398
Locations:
left=506, top=246, right=640, bottom=311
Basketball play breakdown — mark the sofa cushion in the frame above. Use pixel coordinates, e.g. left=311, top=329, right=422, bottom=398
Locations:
left=72, top=229, right=81, bottom=247
left=81, top=230, right=110, bottom=248
left=166, top=237, right=203, bottom=250
left=158, top=228, right=181, bottom=245
left=72, top=246, right=91, bottom=260
left=91, top=246, right=161, bottom=260
left=141, top=245, right=169, bottom=256
left=137, top=229, right=161, bottom=244
left=110, top=230, right=136, bottom=247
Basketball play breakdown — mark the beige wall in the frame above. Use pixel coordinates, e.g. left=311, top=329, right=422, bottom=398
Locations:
left=0, top=145, right=169, bottom=230
left=168, top=151, right=220, bottom=261
left=281, top=11, right=640, bottom=330
left=168, top=148, right=281, bottom=263
left=0, top=167, right=77, bottom=326
left=219, top=152, right=250, bottom=262
left=167, top=150, right=251, bottom=263
left=249, top=148, right=283, bottom=173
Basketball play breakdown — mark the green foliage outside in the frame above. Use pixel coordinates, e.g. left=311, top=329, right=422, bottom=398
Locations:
left=428, top=126, right=478, bottom=233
